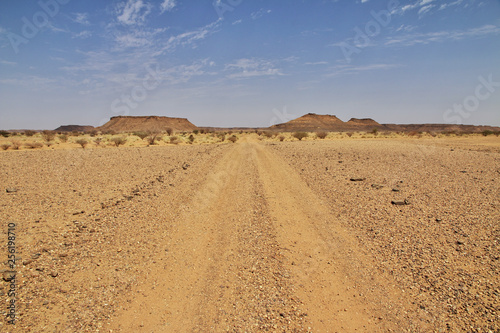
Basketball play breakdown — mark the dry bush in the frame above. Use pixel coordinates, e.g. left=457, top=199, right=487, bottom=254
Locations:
left=346, top=132, right=353, bottom=137
left=256, top=131, right=263, bottom=136
left=495, top=131, right=500, bottom=137
left=166, top=128, right=173, bottom=136
left=0, top=130, right=10, bottom=138
left=1, top=143, right=11, bottom=150
left=192, top=130, right=199, bottom=135
left=58, top=134, right=68, bottom=143
left=111, top=137, right=127, bottom=147
left=89, top=130, right=98, bottom=137
left=188, top=134, right=195, bottom=144
left=147, top=133, right=162, bottom=145
left=263, top=131, right=274, bottom=138
left=408, top=131, right=419, bottom=137
left=316, top=132, right=327, bottom=139
left=41, top=130, right=56, bottom=142
left=278, top=135, right=285, bottom=142
left=218, top=133, right=226, bottom=142
left=482, top=130, right=493, bottom=136
left=168, top=136, right=179, bottom=144
left=104, top=130, right=116, bottom=135
left=228, top=135, right=238, bottom=143
left=133, top=131, right=149, bottom=140
left=24, top=130, right=36, bottom=137
left=292, top=132, right=308, bottom=141
left=76, top=139, right=88, bottom=148
left=371, top=128, right=378, bottom=136
left=11, top=140, right=21, bottom=150
left=25, top=142, right=43, bottom=149
left=94, top=137, right=103, bottom=146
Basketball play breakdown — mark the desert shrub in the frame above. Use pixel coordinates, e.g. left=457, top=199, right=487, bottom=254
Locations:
left=58, top=134, right=68, bottom=142
left=346, top=132, right=353, bottom=137
left=263, top=131, right=274, bottom=138
left=408, top=131, right=419, bottom=137
left=94, top=137, right=103, bottom=146
left=193, top=130, right=199, bottom=135
left=24, top=130, right=36, bottom=137
left=371, top=128, right=378, bottom=136
left=495, top=131, right=500, bottom=137
left=292, top=132, right=308, bottom=141
left=133, top=131, right=149, bottom=140
left=111, top=136, right=127, bottom=147
left=0, top=130, right=10, bottom=138
left=278, top=135, right=285, bottom=142
left=218, top=133, right=226, bottom=142
left=166, top=128, right=173, bottom=136
left=88, top=130, right=98, bottom=137
left=482, top=130, right=493, bottom=136
left=76, top=139, right=88, bottom=148
left=168, top=136, right=179, bottom=144
left=147, top=133, right=162, bottom=145
left=188, top=134, right=195, bottom=143
left=256, top=131, right=263, bottom=136
left=1, top=143, right=11, bottom=150
left=104, top=130, right=116, bottom=135
left=316, top=132, right=327, bottom=139
left=41, top=130, right=56, bottom=142
left=228, top=135, right=238, bottom=143
left=11, top=140, right=21, bottom=150
left=25, top=142, right=43, bottom=149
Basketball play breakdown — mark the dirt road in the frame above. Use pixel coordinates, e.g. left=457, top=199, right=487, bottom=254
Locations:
left=3, top=137, right=497, bottom=332
left=105, top=142, right=415, bottom=332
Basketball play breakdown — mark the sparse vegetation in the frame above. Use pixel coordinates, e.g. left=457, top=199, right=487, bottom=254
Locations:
left=0, top=130, right=10, bottom=138
left=11, top=140, right=21, bottom=150
left=371, top=128, right=378, bottom=136
left=89, top=130, right=98, bottom=137
left=292, top=132, right=308, bottom=141
left=134, top=131, right=149, bottom=140
left=24, top=130, right=35, bottom=137
left=41, top=130, right=56, bottom=142
left=166, top=128, right=173, bottom=136
left=25, top=142, right=43, bottom=149
left=316, top=132, right=327, bottom=139
left=111, top=136, right=127, bottom=147
left=188, top=134, right=195, bottom=144
left=346, top=132, right=353, bottom=137
left=482, top=130, right=493, bottom=136
left=193, top=130, right=199, bottom=135
left=58, top=134, right=68, bottom=143
left=1, top=143, right=11, bottom=150
left=228, top=135, right=238, bottom=143
left=76, top=139, right=88, bottom=148
left=278, top=135, right=285, bottom=142
left=94, top=137, right=103, bottom=146
left=169, top=136, right=179, bottom=144
left=147, top=133, right=162, bottom=145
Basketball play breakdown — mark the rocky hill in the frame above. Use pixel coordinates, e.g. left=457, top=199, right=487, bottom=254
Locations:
left=55, top=125, right=95, bottom=132
left=97, top=116, right=198, bottom=133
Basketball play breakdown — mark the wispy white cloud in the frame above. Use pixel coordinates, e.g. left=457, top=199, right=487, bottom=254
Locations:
left=385, top=24, right=500, bottom=46
left=305, top=61, right=328, bottom=65
left=73, top=30, right=92, bottom=39
left=325, top=63, right=402, bottom=77
left=116, top=0, right=152, bottom=25
left=0, top=59, right=16, bottom=66
left=160, top=0, right=176, bottom=14
left=225, top=58, right=282, bottom=79
left=232, top=19, right=242, bottom=25
left=251, top=9, right=272, bottom=20
left=73, top=13, right=90, bottom=25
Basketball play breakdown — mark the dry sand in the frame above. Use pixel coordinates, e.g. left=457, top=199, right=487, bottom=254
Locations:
left=0, top=136, right=498, bottom=332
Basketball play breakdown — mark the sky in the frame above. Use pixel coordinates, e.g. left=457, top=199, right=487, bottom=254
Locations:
left=0, top=0, right=499, bottom=130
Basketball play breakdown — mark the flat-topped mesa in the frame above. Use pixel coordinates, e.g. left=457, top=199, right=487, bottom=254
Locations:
left=271, top=113, right=347, bottom=131
left=97, top=115, right=198, bottom=133
left=346, top=118, right=381, bottom=126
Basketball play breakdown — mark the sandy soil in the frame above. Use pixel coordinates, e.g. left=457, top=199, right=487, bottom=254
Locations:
left=0, top=136, right=498, bottom=332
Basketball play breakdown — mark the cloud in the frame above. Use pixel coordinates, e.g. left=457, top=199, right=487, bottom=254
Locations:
left=0, top=59, right=16, bottom=66
left=325, top=63, right=402, bottom=77
left=385, top=24, right=500, bottom=46
left=305, top=61, right=328, bottom=65
left=160, top=0, right=176, bottom=13
left=73, top=13, right=90, bottom=25
left=251, top=9, right=272, bottom=20
left=225, top=58, right=282, bottom=79
left=116, top=0, right=152, bottom=25
left=73, top=30, right=92, bottom=39
left=232, top=19, right=242, bottom=25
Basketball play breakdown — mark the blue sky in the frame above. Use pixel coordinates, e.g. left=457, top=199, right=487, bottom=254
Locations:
left=0, top=0, right=499, bottom=129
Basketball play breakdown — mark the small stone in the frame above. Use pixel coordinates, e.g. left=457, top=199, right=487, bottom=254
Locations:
left=50, top=271, right=58, bottom=278
left=392, top=188, right=400, bottom=192
left=350, top=177, right=366, bottom=182
left=6, top=188, right=17, bottom=193
left=391, top=199, right=409, bottom=206
left=456, top=240, right=465, bottom=245
left=72, top=210, right=85, bottom=215
left=23, top=259, right=34, bottom=266
left=371, top=184, right=384, bottom=189
left=436, top=218, right=442, bottom=222
left=182, top=163, right=190, bottom=170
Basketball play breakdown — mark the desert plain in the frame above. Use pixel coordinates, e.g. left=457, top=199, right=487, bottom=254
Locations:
left=0, top=133, right=499, bottom=332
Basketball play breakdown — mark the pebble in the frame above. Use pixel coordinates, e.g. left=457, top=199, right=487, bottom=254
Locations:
left=391, top=199, right=409, bottom=206
left=350, top=177, right=366, bottom=182
left=6, top=188, right=18, bottom=193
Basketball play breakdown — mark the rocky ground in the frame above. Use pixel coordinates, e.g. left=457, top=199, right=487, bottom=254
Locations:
left=0, top=136, right=498, bottom=332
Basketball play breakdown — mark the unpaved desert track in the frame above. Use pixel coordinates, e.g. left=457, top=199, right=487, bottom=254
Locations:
left=105, top=142, right=414, bottom=332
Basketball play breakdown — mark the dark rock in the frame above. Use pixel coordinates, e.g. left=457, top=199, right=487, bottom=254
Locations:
left=49, top=271, right=58, bottom=277
left=391, top=199, right=409, bottom=205
left=182, top=162, right=190, bottom=170
left=350, top=177, right=366, bottom=182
